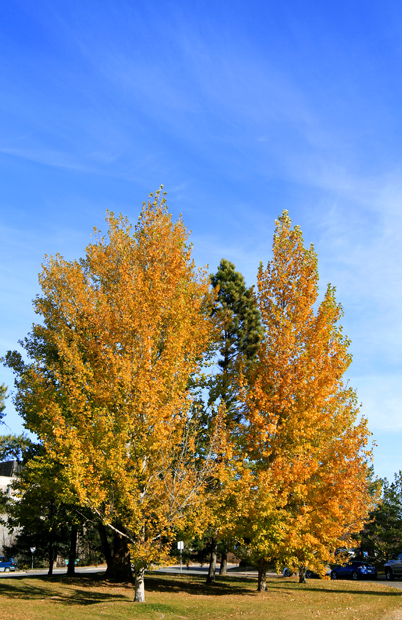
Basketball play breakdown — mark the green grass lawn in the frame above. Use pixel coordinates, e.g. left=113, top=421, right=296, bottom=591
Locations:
left=0, top=572, right=401, bottom=620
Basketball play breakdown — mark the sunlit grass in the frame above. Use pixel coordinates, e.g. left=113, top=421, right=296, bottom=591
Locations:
left=0, top=572, right=401, bottom=619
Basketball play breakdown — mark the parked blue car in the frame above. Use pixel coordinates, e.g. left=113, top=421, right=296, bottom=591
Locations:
left=0, top=556, right=17, bottom=572
left=331, top=561, right=377, bottom=580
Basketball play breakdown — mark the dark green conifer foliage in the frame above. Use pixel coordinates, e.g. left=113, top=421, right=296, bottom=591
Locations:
left=204, top=260, right=263, bottom=583
left=360, top=472, right=402, bottom=561
left=209, top=259, right=264, bottom=415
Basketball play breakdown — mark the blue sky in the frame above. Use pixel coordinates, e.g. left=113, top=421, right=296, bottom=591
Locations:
left=1, top=0, right=401, bottom=480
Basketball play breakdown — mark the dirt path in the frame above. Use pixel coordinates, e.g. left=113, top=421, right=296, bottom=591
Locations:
left=384, top=609, right=402, bottom=620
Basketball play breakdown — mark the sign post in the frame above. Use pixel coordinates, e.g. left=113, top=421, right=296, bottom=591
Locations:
left=30, top=547, right=36, bottom=570
left=177, top=541, right=184, bottom=574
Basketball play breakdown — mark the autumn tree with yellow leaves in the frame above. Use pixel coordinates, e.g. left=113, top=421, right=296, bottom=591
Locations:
left=5, top=190, right=226, bottom=602
left=241, top=211, right=374, bottom=590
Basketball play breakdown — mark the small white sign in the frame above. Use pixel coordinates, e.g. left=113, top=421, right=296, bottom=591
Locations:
left=177, top=541, right=184, bottom=550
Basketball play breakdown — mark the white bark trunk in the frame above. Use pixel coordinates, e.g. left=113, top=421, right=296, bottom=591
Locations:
left=206, top=538, right=217, bottom=584
left=134, top=568, right=145, bottom=603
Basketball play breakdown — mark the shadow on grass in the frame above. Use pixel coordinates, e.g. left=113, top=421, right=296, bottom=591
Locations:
left=266, top=578, right=402, bottom=598
left=144, top=573, right=258, bottom=597
left=0, top=576, right=130, bottom=606
left=0, top=573, right=254, bottom=605
left=3, top=572, right=398, bottom=606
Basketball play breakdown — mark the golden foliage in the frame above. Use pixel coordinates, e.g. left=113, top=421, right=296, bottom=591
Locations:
left=13, top=190, right=223, bottom=577
left=240, top=211, right=375, bottom=577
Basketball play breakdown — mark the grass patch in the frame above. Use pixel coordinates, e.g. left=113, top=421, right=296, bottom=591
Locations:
left=0, top=572, right=401, bottom=619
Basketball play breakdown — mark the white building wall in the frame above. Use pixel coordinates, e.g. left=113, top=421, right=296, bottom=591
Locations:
left=0, top=471, right=19, bottom=555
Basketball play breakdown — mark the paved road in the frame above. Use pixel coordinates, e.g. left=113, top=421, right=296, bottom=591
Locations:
left=0, top=566, right=107, bottom=578
left=375, top=576, right=402, bottom=590
left=0, top=563, right=237, bottom=579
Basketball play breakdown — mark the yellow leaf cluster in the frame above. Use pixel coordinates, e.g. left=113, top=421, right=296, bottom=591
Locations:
left=240, top=211, right=376, bottom=576
left=14, top=190, right=222, bottom=572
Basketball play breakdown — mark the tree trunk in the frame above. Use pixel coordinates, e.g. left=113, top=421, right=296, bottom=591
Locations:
left=206, top=537, right=217, bottom=584
left=48, top=538, right=54, bottom=576
left=219, top=547, right=228, bottom=575
left=98, top=523, right=113, bottom=575
left=47, top=500, right=55, bottom=576
left=110, top=530, right=133, bottom=582
left=67, top=524, right=78, bottom=576
left=257, top=559, right=268, bottom=592
left=299, top=565, right=306, bottom=584
left=134, top=567, right=145, bottom=602
left=99, top=522, right=132, bottom=582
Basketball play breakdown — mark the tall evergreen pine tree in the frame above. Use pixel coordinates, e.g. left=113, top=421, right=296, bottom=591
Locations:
left=209, top=258, right=263, bottom=416
left=205, top=259, right=263, bottom=582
